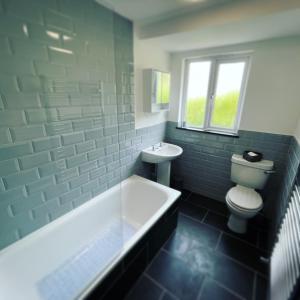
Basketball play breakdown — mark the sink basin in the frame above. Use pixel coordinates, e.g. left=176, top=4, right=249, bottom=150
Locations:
left=142, top=143, right=183, bottom=164
left=141, top=142, right=183, bottom=187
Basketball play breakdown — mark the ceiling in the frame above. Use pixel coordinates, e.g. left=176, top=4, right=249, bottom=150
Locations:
left=96, top=0, right=300, bottom=52
left=150, top=9, right=300, bottom=52
left=96, top=0, right=236, bottom=24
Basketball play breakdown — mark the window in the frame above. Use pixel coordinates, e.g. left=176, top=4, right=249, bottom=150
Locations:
left=180, top=55, right=250, bottom=134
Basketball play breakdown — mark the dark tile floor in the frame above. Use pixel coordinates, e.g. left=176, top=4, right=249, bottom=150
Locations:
left=125, top=191, right=270, bottom=300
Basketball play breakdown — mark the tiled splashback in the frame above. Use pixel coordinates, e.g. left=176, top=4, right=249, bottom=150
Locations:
left=166, top=121, right=291, bottom=214
left=0, top=0, right=166, bottom=250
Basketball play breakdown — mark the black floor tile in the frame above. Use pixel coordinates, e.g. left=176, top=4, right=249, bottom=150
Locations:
left=125, top=275, right=163, bottom=300
left=255, top=274, right=268, bottom=300
left=217, top=233, right=268, bottom=275
left=178, top=201, right=207, bottom=222
left=186, top=193, right=229, bottom=216
left=164, top=232, right=216, bottom=271
left=125, top=189, right=269, bottom=300
left=213, top=252, right=255, bottom=300
left=161, top=292, right=179, bottom=300
left=176, top=214, right=221, bottom=249
left=257, top=230, right=271, bottom=253
left=164, top=235, right=254, bottom=300
left=249, top=213, right=270, bottom=232
left=199, top=277, right=242, bottom=300
left=146, top=250, right=205, bottom=300
left=203, top=211, right=258, bottom=246
left=180, top=189, right=191, bottom=201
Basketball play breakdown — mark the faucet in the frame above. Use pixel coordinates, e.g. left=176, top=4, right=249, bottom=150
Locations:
left=152, top=142, right=163, bottom=151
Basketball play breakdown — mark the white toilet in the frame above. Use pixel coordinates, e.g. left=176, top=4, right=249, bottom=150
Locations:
left=226, top=154, right=274, bottom=234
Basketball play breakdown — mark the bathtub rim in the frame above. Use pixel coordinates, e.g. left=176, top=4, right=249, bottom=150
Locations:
left=0, top=175, right=181, bottom=300
left=79, top=175, right=181, bottom=299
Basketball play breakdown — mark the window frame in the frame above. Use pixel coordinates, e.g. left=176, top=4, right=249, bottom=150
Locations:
left=179, top=54, right=251, bottom=135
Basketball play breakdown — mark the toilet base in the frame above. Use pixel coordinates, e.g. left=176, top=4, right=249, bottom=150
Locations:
left=227, top=213, right=247, bottom=234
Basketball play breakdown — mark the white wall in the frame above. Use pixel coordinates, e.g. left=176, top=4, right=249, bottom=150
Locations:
left=134, top=26, right=170, bottom=128
left=169, top=36, right=300, bottom=136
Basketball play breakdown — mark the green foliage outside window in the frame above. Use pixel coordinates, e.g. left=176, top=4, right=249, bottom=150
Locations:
left=186, top=91, right=239, bottom=128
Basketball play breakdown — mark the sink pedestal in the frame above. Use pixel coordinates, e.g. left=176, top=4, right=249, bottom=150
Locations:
left=157, top=161, right=171, bottom=186
left=141, top=142, right=183, bottom=187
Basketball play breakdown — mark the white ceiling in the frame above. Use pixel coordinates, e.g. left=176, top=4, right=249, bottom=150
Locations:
left=151, top=9, right=300, bottom=52
left=96, top=0, right=300, bottom=52
left=96, top=0, right=236, bottom=24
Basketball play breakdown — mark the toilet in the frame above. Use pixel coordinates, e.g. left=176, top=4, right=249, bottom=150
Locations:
left=226, top=154, right=274, bottom=234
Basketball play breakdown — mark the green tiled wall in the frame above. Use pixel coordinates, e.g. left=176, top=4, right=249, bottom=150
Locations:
left=0, top=0, right=166, bottom=250
left=166, top=121, right=291, bottom=210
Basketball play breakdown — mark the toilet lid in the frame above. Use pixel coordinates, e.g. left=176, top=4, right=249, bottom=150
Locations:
left=227, top=186, right=263, bottom=210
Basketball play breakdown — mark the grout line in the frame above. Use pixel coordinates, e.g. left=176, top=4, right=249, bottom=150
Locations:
left=144, top=225, right=178, bottom=273
left=183, top=191, right=192, bottom=202
left=179, top=212, right=207, bottom=225
left=179, top=207, right=269, bottom=270
left=196, top=276, right=207, bottom=300
left=181, top=207, right=261, bottom=250
left=144, top=273, right=180, bottom=300
left=215, top=231, right=223, bottom=251
left=201, top=210, right=209, bottom=223
left=184, top=197, right=228, bottom=218
left=158, top=291, right=165, bottom=300
left=209, top=277, right=246, bottom=300
left=158, top=248, right=265, bottom=299
left=217, top=250, right=268, bottom=277
left=162, top=240, right=267, bottom=278
left=218, top=229, right=260, bottom=250
left=252, top=272, right=257, bottom=300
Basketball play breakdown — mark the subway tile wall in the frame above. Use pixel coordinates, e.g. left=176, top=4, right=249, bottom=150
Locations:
left=0, top=0, right=166, bottom=250
left=271, top=137, right=300, bottom=243
left=166, top=121, right=291, bottom=215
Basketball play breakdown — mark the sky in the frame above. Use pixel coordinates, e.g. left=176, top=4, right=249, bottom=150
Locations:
left=187, top=61, right=245, bottom=99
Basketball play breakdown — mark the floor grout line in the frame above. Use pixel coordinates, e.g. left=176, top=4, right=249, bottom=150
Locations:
left=179, top=212, right=208, bottom=225
left=209, top=277, right=246, bottom=300
left=252, top=272, right=257, bottom=300
left=157, top=247, right=263, bottom=300
left=179, top=208, right=269, bottom=276
left=144, top=273, right=180, bottom=300
left=158, top=291, right=165, bottom=300
left=162, top=238, right=267, bottom=278
left=215, top=231, right=223, bottom=251
left=180, top=206, right=265, bottom=250
left=183, top=191, right=193, bottom=203
left=196, top=276, right=207, bottom=300
left=200, top=210, right=209, bottom=223
left=126, top=192, right=269, bottom=300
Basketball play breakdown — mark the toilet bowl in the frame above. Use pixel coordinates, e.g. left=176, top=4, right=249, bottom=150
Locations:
left=225, top=154, right=274, bottom=234
left=226, top=185, right=263, bottom=233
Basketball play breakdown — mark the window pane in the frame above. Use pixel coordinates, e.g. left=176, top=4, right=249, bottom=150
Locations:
left=210, top=62, right=245, bottom=129
left=185, top=61, right=211, bottom=127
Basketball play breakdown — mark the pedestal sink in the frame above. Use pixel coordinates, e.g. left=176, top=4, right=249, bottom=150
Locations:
left=141, top=142, right=183, bottom=186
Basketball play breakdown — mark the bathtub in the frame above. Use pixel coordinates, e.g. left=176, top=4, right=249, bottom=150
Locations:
left=0, top=175, right=180, bottom=300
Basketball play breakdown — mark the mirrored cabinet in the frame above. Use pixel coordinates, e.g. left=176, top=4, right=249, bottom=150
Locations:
left=143, top=69, right=171, bottom=112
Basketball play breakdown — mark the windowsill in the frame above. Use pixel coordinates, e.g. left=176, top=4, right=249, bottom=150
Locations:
left=176, top=126, right=239, bottom=138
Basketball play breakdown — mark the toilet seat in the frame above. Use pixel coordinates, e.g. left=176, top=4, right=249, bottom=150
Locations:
left=226, top=185, right=263, bottom=211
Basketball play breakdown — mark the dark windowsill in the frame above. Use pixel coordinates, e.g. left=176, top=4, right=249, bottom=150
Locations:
left=176, top=126, right=239, bottom=138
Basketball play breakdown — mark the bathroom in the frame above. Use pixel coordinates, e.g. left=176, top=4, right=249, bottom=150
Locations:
left=0, top=0, right=300, bottom=299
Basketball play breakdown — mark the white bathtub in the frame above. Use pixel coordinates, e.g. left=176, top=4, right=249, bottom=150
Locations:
left=0, top=175, right=180, bottom=300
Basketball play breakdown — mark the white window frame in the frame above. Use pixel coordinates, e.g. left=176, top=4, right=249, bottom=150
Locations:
left=180, top=54, right=251, bottom=135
